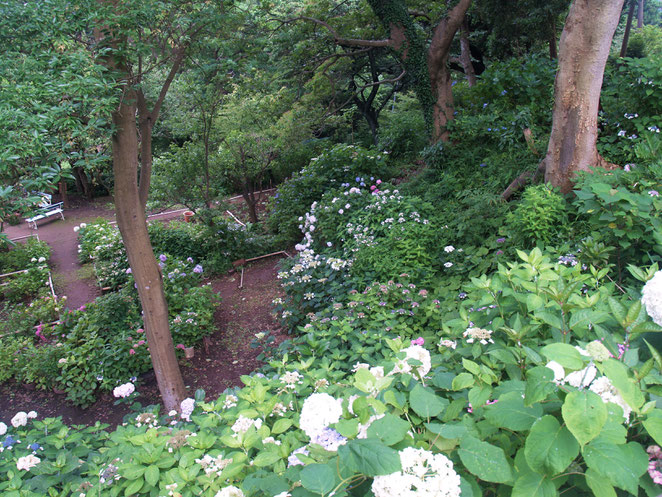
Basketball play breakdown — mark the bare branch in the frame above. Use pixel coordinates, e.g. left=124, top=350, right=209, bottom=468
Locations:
left=278, top=16, right=393, bottom=48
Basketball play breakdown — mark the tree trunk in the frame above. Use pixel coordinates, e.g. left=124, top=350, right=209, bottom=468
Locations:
left=637, top=0, right=644, bottom=28
left=459, top=19, right=476, bottom=87
left=542, top=0, right=625, bottom=194
left=111, top=88, right=187, bottom=413
left=549, top=16, right=558, bottom=59
left=138, top=112, right=153, bottom=212
left=427, top=0, right=472, bottom=142
left=58, top=180, right=69, bottom=208
left=621, top=0, right=636, bottom=57
left=74, top=167, right=93, bottom=200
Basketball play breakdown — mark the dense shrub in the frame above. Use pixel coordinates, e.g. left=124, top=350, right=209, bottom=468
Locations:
left=505, top=183, right=568, bottom=247
left=266, top=144, right=391, bottom=244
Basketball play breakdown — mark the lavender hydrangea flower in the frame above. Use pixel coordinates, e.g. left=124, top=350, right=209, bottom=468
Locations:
left=193, top=265, right=203, bottom=274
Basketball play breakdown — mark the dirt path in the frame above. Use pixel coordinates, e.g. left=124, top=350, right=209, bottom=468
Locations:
left=1, top=199, right=286, bottom=426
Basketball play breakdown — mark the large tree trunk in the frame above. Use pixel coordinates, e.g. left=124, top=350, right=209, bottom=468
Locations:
left=542, top=0, right=625, bottom=193
left=620, top=0, right=636, bottom=57
left=637, top=0, right=644, bottom=28
left=111, top=88, right=187, bottom=412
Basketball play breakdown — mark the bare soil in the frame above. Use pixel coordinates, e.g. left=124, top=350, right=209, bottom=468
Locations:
left=0, top=198, right=285, bottom=427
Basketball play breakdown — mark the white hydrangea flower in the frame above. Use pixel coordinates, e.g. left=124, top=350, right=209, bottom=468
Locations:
left=180, top=398, right=195, bottom=421
left=0, top=422, right=7, bottom=435
left=112, top=383, right=135, bottom=399
left=391, top=345, right=431, bottom=378
left=273, top=492, right=291, bottom=497
left=545, top=361, right=565, bottom=385
left=27, top=411, right=37, bottom=419
left=299, top=393, right=343, bottom=439
left=11, top=412, right=28, bottom=428
left=565, top=365, right=597, bottom=389
left=642, top=271, right=662, bottom=326
left=16, top=455, right=41, bottom=471
left=444, top=245, right=455, bottom=253
left=231, top=416, right=263, bottom=435
left=372, top=447, right=461, bottom=497
left=215, top=486, right=244, bottom=497
left=589, top=376, right=632, bottom=421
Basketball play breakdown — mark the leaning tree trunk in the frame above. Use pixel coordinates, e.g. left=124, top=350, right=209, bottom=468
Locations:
left=459, top=18, right=476, bottom=86
left=111, top=86, right=187, bottom=413
left=543, top=0, right=625, bottom=193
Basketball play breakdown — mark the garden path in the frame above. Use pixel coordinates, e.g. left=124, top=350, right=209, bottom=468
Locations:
left=1, top=198, right=285, bottom=426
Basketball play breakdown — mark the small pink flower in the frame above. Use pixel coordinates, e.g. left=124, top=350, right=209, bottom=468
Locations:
left=176, top=344, right=186, bottom=350
left=137, top=340, right=145, bottom=346
left=376, top=179, right=382, bottom=184
left=370, top=185, right=377, bottom=190
left=137, top=328, right=144, bottom=333
left=129, top=349, right=135, bottom=355
left=411, top=337, right=425, bottom=346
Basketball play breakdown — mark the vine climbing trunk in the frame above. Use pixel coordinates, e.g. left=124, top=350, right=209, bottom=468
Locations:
left=542, top=0, right=624, bottom=193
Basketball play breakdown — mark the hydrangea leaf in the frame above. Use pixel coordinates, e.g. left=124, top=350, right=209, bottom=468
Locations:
left=366, top=413, right=410, bottom=446
left=598, top=358, right=645, bottom=410
left=337, top=439, right=401, bottom=477
left=272, top=418, right=293, bottom=435
left=511, top=473, right=557, bottom=497
left=583, top=441, right=647, bottom=495
left=585, top=468, right=617, bottom=497
left=458, top=436, right=513, bottom=483
left=524, top=366, right=557, bottom=406
left=562, top=390, right=607, bottom=446
left=144, top=465, right=159, bottom=487
left=540, top=343, right=584, bottom=370
left=300, top=463, right=336, bottom=495
left=524, top=415, right=579, bottom=476
left=642, top=410, right=662, bottom=446
left=485, top=391, right=543, bottom=431
left=409, top=383, right=447, bottom=418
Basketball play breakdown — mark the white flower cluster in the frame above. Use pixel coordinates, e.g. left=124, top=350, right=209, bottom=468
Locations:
left=546, top=350, right=632, bottom=421
left=299, top=393, right=345, bottom=451
left=463, top=327, right=494, bottom=345
left=222, top=394, right=238, bottom=409
left=195, top=454, right=232, bottom=476
left=232, top=416, right=263, bottom=435
left=280, top=371, right=303, bottom=388
left=392, top=345, right=431, bottom=378
left=0, top=422, right=6, bottom=435
left=16, top=455, right=41, bottom=471
left=372, top=447, right=461, bottom=497
left=112, top=382, right=135, bottom=399
left=180, top=398, right=195, bottom=421
left=215, top=486, right=244, bottom=497
left=11, top=411, right=33, bottom=428
left=642, top=271, right=662, bottom=327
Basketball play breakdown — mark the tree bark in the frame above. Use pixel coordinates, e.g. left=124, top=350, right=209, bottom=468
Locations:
left=637, top=0, right=644, bottom=28
left=549, top=16, right=558, bottom=59
left=542, top=0, right=625, bottom=193
left=58, top=180, right=69, bottom=208
left=459, top=19, right=476, bottom=87
left=620, top=0, right=636, bottom=57
left=427, top=0, right=472, bottom=142
left=111, top=86, right=187, bottom=413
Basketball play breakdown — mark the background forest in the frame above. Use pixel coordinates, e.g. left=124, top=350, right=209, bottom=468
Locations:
left=1, top=0, right=662, bottom=496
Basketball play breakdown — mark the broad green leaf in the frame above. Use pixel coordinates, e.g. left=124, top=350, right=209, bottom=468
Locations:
left=300, top=464, right=335, bottom=495
left=124, top=478, right=144, bottom=497
left=272, top=418, right=292, bottom=434
left=458, top=436, right=513, bottom=483
left=335, top=418, right=359, bottom=439
left=511, top=473, right=557, bottom=497
left=643, top=410, right=662, bottom=446
left=585, top=467, right=617, bottom=497
left=337, top=439, right=400, bottom=477
left=367, top=413, right=410, bottom=446
left=599, top=358, right=645, bottom=410
left=452, top=372, right=474, bottom=391
left=484, top=391, right=542, bottom=431
left=144, top=465, right=159, bottom=487
left=120, top=465, right=145, bottom=480
left=562, top=390, right=607, bottom=446
left=524, top=415, right=579, bottom=476
left=524, top=366, right=557, bottom=406
left=253, top=451, right=281, bottom=467
left=583, top=441, right=647, bottom=495
left=409, top=384, right=447, bottom=418
left=541, top=343, right=584, bottom=370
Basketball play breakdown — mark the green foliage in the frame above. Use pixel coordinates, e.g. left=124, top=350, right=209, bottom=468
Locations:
left=628, top=25, right=662, bottom=58
left=505, top=184, right=568, bottom=247
left=377, top=92, right=428, bottom=159
left=572, top=166, right=662, bottom=270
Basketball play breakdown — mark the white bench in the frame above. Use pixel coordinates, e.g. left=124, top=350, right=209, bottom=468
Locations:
left=25, top=194, right=65, bottom=229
